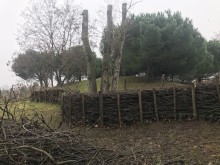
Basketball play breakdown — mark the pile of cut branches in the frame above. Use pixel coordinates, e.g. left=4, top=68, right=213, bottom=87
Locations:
left=0, top=119, right=125, bottom=165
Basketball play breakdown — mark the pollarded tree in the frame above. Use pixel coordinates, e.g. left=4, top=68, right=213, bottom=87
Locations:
left=17, top=0, right=81, bottom=86
left=99, top=1, right=138, bottom=92
left=111, top=3, right=128, bottom=91
left=82, top=10, right=97, bottom=93
left=100, top=5, right=113, bottom=92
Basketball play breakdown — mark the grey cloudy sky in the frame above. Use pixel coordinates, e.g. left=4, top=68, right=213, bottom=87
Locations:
left=0, top=0, right=219, bottom=88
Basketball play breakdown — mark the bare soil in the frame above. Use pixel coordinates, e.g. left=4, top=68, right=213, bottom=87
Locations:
left=74, top=121, right=220, bottom=165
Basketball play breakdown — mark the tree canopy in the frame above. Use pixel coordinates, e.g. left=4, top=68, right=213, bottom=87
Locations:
left=11, top=46, right=94, bottom=87
left=121, top=10, right=213, bottom=80
left=207, top=40, right=220, bottom=73
left=12, top=50, right=51, bottom=87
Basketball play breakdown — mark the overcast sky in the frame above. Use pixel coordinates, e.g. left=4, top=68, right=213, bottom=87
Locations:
left=0, top=0, right=219, bottom=89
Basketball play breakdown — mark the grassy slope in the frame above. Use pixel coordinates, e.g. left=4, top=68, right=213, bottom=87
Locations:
left=64, top=76, right=183, bottom=92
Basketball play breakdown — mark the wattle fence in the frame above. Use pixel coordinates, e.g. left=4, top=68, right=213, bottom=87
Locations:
left=30, top=89, right=64, bottom=103
left=30, top=84, right=220, bottom=126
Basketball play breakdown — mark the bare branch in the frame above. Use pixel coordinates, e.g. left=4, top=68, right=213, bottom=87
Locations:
left=17, top=145, right=55, bottom=163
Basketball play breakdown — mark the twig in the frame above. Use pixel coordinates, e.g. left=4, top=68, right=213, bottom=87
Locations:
left=23, top=123, right=38, bottom=136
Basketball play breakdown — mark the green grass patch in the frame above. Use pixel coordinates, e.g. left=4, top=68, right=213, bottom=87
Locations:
left=64, top=76, right=183, bottom=92
left=0, top=101, right=62, bottom=129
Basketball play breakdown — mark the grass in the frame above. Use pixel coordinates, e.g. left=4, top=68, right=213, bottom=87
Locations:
left=0, top=100, right=62, bottom=129
left=65, top=76, right=183, bottom=92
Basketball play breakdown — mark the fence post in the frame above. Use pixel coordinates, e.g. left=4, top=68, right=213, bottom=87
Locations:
left=34, top=91, right=36, bottom=102
left=138, top=91, right=143, bottom=125
left=31, top=91, right=34, bottom=102
left=173, top=86, right=177, bottom=120
left=153, top=89, right=159, bottom=122
left=117, top=93, right=122, bottom=128
left=216, top=78, right=220, bottom=102
left=191, top=84, right=197, bottom=119
left=44, top=90, right=47, bottom=102
left=124, top=79, right=127, bottom=91
left=61, top=95, right=64, bottom=121
left=82, top=94, right=86, bottom=125
left=68, top=95, right=72, bottom=127
left=37, top=91, right=40, bottom=102
left=99, top=91, right=104, bottom=127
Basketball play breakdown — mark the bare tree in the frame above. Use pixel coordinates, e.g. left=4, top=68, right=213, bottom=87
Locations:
left=99, top=1, right=138, bottom=92
left=111, top=3, right=128, bottom=91
left=82, top=10, right=97, bottom=93
left=17, top=0, right=81, bottom=86
left=100, top=5, right=113, bottom=92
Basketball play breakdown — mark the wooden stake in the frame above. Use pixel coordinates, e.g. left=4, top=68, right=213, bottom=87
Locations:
left=68, top=95, right=72, bottom=127
left=138, top=91, right=143, bottom=125
left=117, top=93, right=122, bottom=128
left=44, top=90, right=47, bottom=102
left=82, top=94, right=85, bottom=125
left=99, top=91, right=104, bottom=127
left=191, top=84, right=197, bottom=119
left=216, top=79, right=220, bottom=102
left=35, top=91, right=36, bottom=102
left=61, top=95, right=64, bottom=121
left=173, top=86, right=177, bottom=120
left=153, top=89, right=159, bottom=122
left=217, top=85, right=220, bottom=102
left=124, top=79, right=127, bottom=91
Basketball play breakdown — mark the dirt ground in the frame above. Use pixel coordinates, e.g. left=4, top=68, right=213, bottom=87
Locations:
left=73, top=121, right=220, bottom=165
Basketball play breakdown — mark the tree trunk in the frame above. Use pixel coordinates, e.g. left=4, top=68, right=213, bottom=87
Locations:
left=100, top=5, right=113, bottom=92
left=112, top=3, right=127, bottom=91
left=39, top=81, right=43, bottom=87
left=50, top=74, right=54, bottom=87
left=82, top=10, right=97, bottom=93
left=198, top=77, right=202, bottom=83
left=79, top=75, right=82, bottom=82
left=218, top=70, right=220, bottom=84
left=55, top=71, right=62, bottom=86
left=43, top=78, right=48, bottom=88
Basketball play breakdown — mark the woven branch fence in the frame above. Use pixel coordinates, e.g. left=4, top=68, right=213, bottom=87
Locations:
left=30, top=84, right=220, bottom=126
left=30, top=89, right=64, bottom=103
